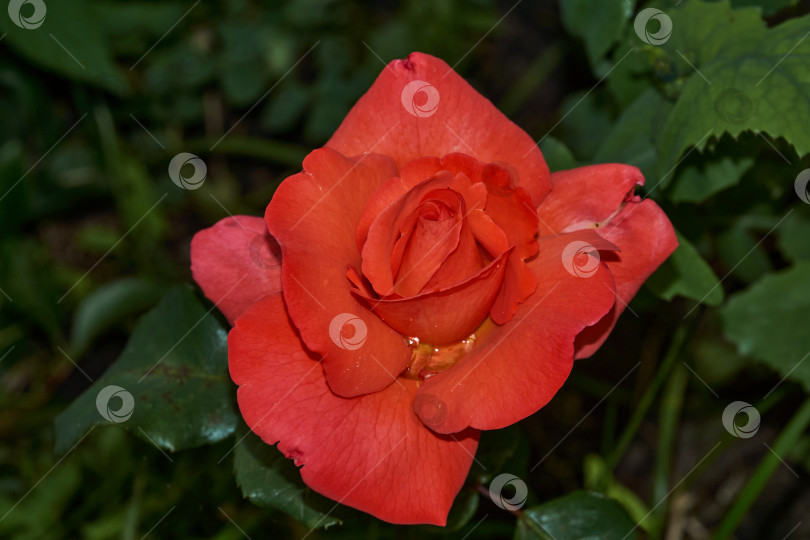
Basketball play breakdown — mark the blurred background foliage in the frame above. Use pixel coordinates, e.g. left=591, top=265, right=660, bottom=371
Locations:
left=1, top=0, right=810, bottom=538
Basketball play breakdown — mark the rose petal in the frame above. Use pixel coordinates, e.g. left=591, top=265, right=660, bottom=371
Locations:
left=466, top=209, right=510, bottom=258
left=536, top=164, right=677, bottom=357
left=265, top=148, right=410, bottom=398
left=355, top=156, right=444, bottom=251
left=362, top=170, right=481, bottom=297
left=415, top=231, right=618, bottom=433
left=480, top=174, right=539, bottom=324
left=422, top=221, right=484, bottom=292
left=326, top=52, right=550, bottom=206
left=190, top=215, right=281, bottom=324
left=536, top=164, right=644, bottom=235
left=394, top=189, right=464, bottom=297
left=229, top=294, right=479, bottom=525
left=355, top=250, right=511, bottom=345
left=574, top=198, right=678, bottom=357
left=386, top=156, right=539, bottom=323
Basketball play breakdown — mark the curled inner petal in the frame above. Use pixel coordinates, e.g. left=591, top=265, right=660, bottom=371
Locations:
left=393, top=189, right=465, bottom=297
left=353, top=250, right=511, bottom=345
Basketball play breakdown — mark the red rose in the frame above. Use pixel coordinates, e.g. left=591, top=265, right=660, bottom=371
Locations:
left=191, top=52, right=677, bottom=525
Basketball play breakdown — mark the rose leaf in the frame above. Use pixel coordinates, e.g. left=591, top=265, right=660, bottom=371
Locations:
left=514, top=491, right=638, bottom=540
left=54, top=285, right=238, bottom=454
left=646, top=230, right=724, bottom=306
left=560, top=0, right=634, bottom=67
left=657, top=1, right=810, bottom=181
left=722, top=263, right=810, bottom=394
left=232, top=425, right=342, bottom=530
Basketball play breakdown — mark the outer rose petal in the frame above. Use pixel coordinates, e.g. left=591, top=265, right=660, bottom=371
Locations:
left=229, top=294, right=479, bottom=525
left=190, top=215, right=281, bottom=324
left=326, top=52, right=551, bottom=206
left=536, top=164, right=677, bottom=358
left=265, top=148, right=410, bottom=398
left=573, top=199, right=678, bottom=357
left=415, top=231, right=618, bottom=434
left=536, top=164, right=644, bottom=235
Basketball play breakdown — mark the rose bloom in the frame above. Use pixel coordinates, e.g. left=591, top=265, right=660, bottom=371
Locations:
left=191, top=52, right=677, bottom=525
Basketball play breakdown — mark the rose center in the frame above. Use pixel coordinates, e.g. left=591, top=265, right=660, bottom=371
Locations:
left=402, top=335, right=476, bottom=380
left=419, top=200, right=454, bottom=221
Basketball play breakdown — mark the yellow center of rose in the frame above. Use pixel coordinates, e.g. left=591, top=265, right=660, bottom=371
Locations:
left=403, top=335, right=476, bottom=380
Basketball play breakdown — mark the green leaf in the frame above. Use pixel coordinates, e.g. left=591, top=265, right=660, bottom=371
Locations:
left=658, top=1, right=810, bottom=177
left=74, top=225, right=123, bottom=255
left=233, top=427, right=341, bottom=530
left=604, top=42, right=654, bottom=110
left=515, top=491, right=638, bottom=540
left=561, top=0, right=633, bottom=66
left=776, top=206, right=810, bottom=263
left=0, top=239, right=62, bottom=340
left=558, top=90, right=614, bottom=161
left=646, top=230, right=724, bottom=306
left=0, top=0, right=125, bottom=93
left=261, top=79, right=312, bottom=134
left=54, top=286, right=237, bottom=454
left=539, top=136, right=579, bottom=172
left=219, top=22, right=272, bottom=105
left=731, top=0, right=798, bottom=17
left=93, top=108, right=167, bottom=252
left=583, top=454, right=655, bottom=533
left=722, top=263, right=810, bottom=393
left=70, top=278, right=167, bottom=356
left=669, top=157, right=754, bottom=203
left=593, top=88, right=672, bottom=181
left=692, top=312, right=748, bottom=385
left=91, top=1, right=187, bottom=57
left=0, top=460, right=82, bottom=537
left=716, top=225, right=772, bottom=284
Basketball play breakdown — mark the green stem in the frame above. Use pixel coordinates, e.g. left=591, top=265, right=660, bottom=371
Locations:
left=601, top=398, right=619, bottom=458
left=713, top=396, right=810, bottom=539
left=607, top=323, right=691, bottom=471
left=650, top=363, right=689, bottom=535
